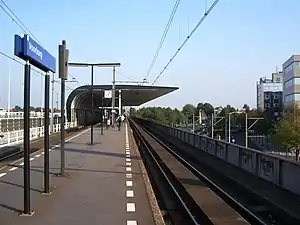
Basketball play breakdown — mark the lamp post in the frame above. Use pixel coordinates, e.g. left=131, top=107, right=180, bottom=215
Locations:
left=68, top=62, right=121, bottom=144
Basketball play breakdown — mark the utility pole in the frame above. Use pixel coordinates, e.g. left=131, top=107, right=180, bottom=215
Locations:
left=211, top=113, right=214, bottom=138
left=225, top=107, right=228, bottom=141
left=245, top=113, right=248, bottom=148
left=56, top=92, right=59, bottom=110
left=245, top=115, right=264, bottom=148
left=192, top=112, right=195, bottom=133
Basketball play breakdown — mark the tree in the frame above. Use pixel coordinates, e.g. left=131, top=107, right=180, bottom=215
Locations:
left=135, top=107, right=187, bottom=125
left=270, top=112, right=300, bottom=161
left=129, top=107, right=136, bottom=115
left=201, top=102, right=214, bottom=117
left=243, top=104, right=250, bottom=112
left=13, top=105, right=22, bottom=112
left=182, top=104, right=195, bottom=120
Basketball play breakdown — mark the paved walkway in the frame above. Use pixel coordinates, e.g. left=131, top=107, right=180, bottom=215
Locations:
left=0, top=124, right=156, bottom=225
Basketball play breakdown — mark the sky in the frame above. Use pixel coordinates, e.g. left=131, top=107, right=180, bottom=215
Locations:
left=1, top=0, right=300, bottom=110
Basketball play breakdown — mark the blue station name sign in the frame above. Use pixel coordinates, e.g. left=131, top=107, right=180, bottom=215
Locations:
left=14, top=34, right=56, bottom=73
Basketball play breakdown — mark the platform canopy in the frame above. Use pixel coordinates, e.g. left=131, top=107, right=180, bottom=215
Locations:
left=66, top=84, right=178, bottom=120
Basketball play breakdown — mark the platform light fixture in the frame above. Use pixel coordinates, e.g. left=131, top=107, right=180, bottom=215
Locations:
left=68, top=62, right=121, bottom=144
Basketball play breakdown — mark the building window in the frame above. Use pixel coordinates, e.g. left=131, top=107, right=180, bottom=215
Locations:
left=295, top=94, right=300, bottom=101
left=265, top=103, right=270, bottom=108
left=274, top=94, right=278, bottom=99
left=284, top=79, right=293, bottom=88
left=265, top=95, right=270, bottom=100
left=274, top=103, right=279, bottom=107
left=294, top=77, right=300, bottom=85
left=285, top=94, right=293, bottom=102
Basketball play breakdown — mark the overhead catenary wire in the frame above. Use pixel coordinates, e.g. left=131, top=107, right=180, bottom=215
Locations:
left=0, top=0, right=76, bottom=81
left=151, top=0, right=220, bottom=86
left=0, top=50, right=74, bottom=91
left=0, top=0, right=43, bottom=46
left=144, top=0, right=181, bottom=81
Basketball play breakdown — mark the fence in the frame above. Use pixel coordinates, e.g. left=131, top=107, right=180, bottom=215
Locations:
left=0, top=121, right=77, bottom=148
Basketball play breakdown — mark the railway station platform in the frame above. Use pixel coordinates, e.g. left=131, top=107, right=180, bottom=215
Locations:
left=0, top=123, right=160, bottom=225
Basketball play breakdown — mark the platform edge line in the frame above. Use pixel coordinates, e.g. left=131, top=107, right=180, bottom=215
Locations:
left=128, top=121, right=166, bottom=225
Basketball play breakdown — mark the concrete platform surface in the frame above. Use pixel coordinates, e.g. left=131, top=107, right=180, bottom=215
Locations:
left=0, top=124, right=156, bottom=225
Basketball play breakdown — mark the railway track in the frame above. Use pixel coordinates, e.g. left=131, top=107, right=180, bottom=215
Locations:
left=129, top=119, right=297, bottom=225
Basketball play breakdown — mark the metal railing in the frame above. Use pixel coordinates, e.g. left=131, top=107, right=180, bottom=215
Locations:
left=0, top=121, right=77, bottom=148
left=0, top=111, right=62, bottom=118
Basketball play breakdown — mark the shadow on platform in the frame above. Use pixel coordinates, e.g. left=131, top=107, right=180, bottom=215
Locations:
left=29, top=166, right=142, bottom=175
left=52, top=148, right=140, bottom=160
left=0, top=203, right=22, bottom=213
left=0, top=179, right=43, bottom=194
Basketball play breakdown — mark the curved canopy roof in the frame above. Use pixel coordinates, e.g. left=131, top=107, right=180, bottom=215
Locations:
left=66, top=84, right=178, bottom=120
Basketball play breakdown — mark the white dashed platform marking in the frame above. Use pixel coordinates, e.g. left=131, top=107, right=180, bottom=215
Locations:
left=30, top=158, right=35, bottom=161
left=9, top=167, right=18, bottom=171
left=19, top=162, right=24, bottom=166
left=126, top=190, right=134, bottom=197
left=125, top=123, right=137, bottom=224
left=126, top=180, right=133, bottom=187
left=126, top=203, right=136, bottom=212
left=0, top=173, right=7, bottom=178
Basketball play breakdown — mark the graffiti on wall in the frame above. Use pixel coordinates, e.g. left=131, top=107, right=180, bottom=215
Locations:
left=216, top=142, right=226, bottom=158
left=260, top=156, right=274, bottom=177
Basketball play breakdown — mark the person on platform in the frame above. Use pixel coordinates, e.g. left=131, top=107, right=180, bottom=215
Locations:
left=121, top=114, right=125, bottom=126
left=116, top=115, right=121, bottom=131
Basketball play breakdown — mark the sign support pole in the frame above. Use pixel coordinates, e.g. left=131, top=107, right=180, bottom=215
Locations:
left=43, top=72, right=51, bottom=195
left=20, top=61, right=34, bottom=216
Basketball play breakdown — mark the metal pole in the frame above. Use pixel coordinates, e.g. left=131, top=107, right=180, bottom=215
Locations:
left=118, top=90, right=121, bottom=116
left=22, top=62, right=32, bottom=215
left=211, top=113, right=214, bottom=138
left=50, top=73, right=54, bottom=133
left=60, top=78, right=66, bottom=175
left=101, top=89, right=104, bottom=135
left=225, top=108, right=228, bottom=142
left=111, top=66, right=116, bottom=127
left=228, top=113, right=231, bottom=143
left=90, top=65, right=94, bottom=144
left=8, top=66, right=11, bottom=112
left=192, top=112, right=195, bottom=133
left=43, top=72, right=50, bottom=194
left=245, top=112, right=248, bottom=148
